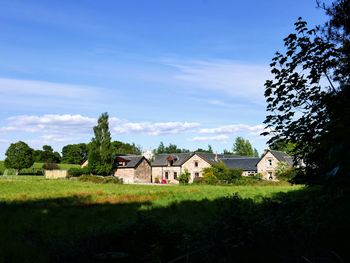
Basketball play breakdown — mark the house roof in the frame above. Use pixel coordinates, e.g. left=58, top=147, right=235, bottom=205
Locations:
left=268, top=150, right=293, bottom=165
left=152, top=153, right=194, bottom=166
left=221, top=158, right=260, bottom=171
left=152, top=152, right=242, bottom=167
left=114, top=155, right=147, bottom=169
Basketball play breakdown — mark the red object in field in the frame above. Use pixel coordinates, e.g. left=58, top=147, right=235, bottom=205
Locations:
left=161, top=179, right=167, bottom=184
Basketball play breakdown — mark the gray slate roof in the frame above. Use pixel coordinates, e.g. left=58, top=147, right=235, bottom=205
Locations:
left=114, top=155, right=146, bottom=168
left=221, top=158, right=260, bottom=171
left=152, top=153, right=193, bottom=166
left=269, top=150, right=294, bottom=166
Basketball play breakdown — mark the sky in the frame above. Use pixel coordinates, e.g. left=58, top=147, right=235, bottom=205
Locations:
left=0, top=0, right=328, bottom=158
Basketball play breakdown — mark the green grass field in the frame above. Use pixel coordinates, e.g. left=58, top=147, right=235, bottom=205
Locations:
left=0, top=176, right=348, bottom=262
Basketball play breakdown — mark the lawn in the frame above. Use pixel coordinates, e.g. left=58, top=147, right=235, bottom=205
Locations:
left=0, top=176, right=348, bottom=262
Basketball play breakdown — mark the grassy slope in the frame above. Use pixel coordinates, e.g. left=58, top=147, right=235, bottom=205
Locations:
left=0, top=161, right=79, bottom=174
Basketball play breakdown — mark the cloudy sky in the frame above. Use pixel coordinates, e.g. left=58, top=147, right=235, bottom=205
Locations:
left=0, top=0, right=326, bottom=158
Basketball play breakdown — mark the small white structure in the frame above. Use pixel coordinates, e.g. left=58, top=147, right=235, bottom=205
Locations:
left=45, top=170, right=68, bottom=179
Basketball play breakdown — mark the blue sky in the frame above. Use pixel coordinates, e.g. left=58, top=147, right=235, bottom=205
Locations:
left=0, top=0, right=327, bottom=158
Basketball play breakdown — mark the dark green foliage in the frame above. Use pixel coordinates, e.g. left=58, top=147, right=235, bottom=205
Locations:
left=269, top=138, right=296, bottom=155
left=33, top=145, right=61, bottom=163
left=68, top=167, right=91, bottom=177
left=263, top=8, right=350, bottom=183
left=61, top=143, right=89, bottom=164
left=111, top=141, right=142, bottom=155
left=233, top=137, right=257, bottom=157
left=177, top=169, right=190, bottom=184
left=42, top=162, right=59, bottom=170
left=196, top=145, right=214, bottom=153
left=88, top=113, right=113, bottom=175
left=4, top=141, right=34, bottom=175
left=77, top=175, right=123, bottom=184
left=202, top=162, right=243, bottom=184
left=154, top=142, right=190, bottom=155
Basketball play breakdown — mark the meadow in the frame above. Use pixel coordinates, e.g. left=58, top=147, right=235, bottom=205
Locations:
left=0, top=176, right=348, bottom=262
left=0, top=161, right=80, bottom=175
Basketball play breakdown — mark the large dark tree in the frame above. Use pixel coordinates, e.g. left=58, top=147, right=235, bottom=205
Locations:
left=4, top=141, right=34, bottom=175
left=61, top=143, right=89, bottom=164
left=33, top=145, right=61, bottom=163
left=263, top=0, right=350, bottom=183
left=88, top=112, right=113, bottom=175
left=111, top=141, right=142, bottom=155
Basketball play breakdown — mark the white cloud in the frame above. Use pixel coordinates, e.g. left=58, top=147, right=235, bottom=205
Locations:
left=191, top=134, right=229, bottom=142
left=0, top=78, right=99, bottom=98
left=112, top=121, right=200, bottom=135
left=199, top=124, right=266, bottom=136
left=0, top=114, right=200, bottom=139
left=168, top=60, right=269, bottom=104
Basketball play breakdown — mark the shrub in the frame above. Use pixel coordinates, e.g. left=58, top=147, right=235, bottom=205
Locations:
left=68, top=167, right=91, bottom=177
left=154, top=177, right=160, bottom=184
left=77, top=175, right=123, bottom=184
left=42, top=162, right=59, bottom=170
left=192, top=177, right=205, bottom=185
left=93, top=164, right=113, bottom=176
left=276, top=162, right=296, bottom=181
left=177, top=169, right=190, bottom=185
left=18, top=167, right=44, bottom=176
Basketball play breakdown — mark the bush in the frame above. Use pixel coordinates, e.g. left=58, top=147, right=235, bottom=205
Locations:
left=192, top=177, right=205, bottom=185
left=68, top=167, right=91, bottom=177
left=18, top=167, right=44, bottom=176
left=42, top=162, right=59, bottom=170
left=92, top=164, right=113, bottom=176
left=77, top=175, right=123, bottom=184
left=154, top=177, right=160, bottom=184
left=177, top=169, right=190, bottom=185
left=276, top=162, right=297, bottom=181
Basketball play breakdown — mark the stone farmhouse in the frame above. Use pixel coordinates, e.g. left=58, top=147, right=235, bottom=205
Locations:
left=82, top=150, right=293, bottom=183
left=150, top=150, right=293, bottom=183
left=113, top=155, right=152, bottom=183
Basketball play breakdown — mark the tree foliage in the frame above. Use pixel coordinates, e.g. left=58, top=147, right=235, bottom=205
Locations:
left=232, top=137, right=258, bottom=157
left=263, top=1, right=350, bottom=183
left=196, top=145, right=214, bottom=153
left=111, top=141, right=142, bottom=155
left=88, top=113, right=113, bottom=175
left=154, top=142, right=190, bottom=155
left=61, top=143, right=89, bottom=164
left=33, top=145, right=61, bottom=163
left=4, top=141, right=34, bottom=175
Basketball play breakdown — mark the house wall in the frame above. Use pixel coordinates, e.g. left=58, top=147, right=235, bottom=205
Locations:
left=114, top=168, right=135, bottom=183
left=182, top=154, right=211, bottom=183
left=242, top=171, right=257, bottom=177
left=257, top=151, right=279, bottom=180
left=134, top=159, right=152, bottom=183
left=152, top=166, right=181, bottom=184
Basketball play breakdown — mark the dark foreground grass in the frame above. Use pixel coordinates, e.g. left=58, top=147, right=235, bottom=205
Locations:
left=0, top=176, right=348, bottom=262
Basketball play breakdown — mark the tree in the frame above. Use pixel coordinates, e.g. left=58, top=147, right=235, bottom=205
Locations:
left=263, top=1, right=350, bottom=183
left=4, top=141, right=34, bottom=175
left=88, top=112, right=113, bottom=175
left=154, top=142, right=189, bottom=155
left=232, top=137, right=255, bottom=157
left=269, top=139, right=296, bottom=155
left=253, top=148, right=259, bottom=157
left=33, top=145, right=61, bottom=163
left=196, top=145, right=214, bottom=153
left=61, top=143, right=89, bottom=164
left=111, top=141, right=142, bottom=155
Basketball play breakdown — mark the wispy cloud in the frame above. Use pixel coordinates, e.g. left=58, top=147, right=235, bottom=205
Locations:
left=191, top=134, right=229, bottom=142
left=168, top=59, right=269, bottom=104
left=199, top=124, right=266, bottom=136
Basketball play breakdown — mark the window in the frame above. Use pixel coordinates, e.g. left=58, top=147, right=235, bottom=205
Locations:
left=194, top=161, right=199, bottom=167
left=195, top=172, right=199, bottom=178
left=165, top=172, right=169, bottom=179
left=268, top=159, right=273, bottom=166
left=268, top=172, right=273, bottom=180
left=174, top=172, right=177, bottom=179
